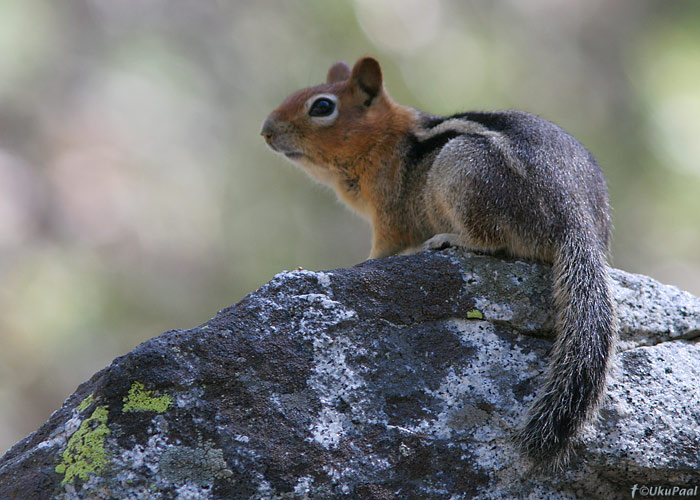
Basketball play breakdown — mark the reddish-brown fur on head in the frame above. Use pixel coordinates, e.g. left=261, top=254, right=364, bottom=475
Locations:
left=261, top=57, right=417, bottom=215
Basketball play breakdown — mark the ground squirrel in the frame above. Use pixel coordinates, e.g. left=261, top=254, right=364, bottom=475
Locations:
left=261, top=56, right=617, bottom=464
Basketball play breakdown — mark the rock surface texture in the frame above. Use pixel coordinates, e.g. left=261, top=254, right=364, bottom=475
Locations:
left=1, top=250, right=699, bottom=500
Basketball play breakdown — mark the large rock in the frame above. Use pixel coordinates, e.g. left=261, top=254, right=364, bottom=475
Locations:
left=1, top=249, right=699, bottom=500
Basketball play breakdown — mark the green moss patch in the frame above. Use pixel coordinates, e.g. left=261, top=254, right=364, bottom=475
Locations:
left=55, top=405, right=111, bottom=485
left=122, top=381, right=172, bottom=413
left=76, top=393, right=94, bottom=413
left=467, top=309, right=484, bottom=319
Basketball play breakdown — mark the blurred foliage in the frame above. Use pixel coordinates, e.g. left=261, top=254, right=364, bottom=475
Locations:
left=0, top=0, right=699, bottom=453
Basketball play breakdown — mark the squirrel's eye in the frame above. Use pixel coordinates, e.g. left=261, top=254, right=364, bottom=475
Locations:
left=309, top=97, right=335, bottom=117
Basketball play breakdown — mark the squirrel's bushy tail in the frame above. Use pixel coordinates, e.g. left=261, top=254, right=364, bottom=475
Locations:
left=518, top=232, right=617, bottom=464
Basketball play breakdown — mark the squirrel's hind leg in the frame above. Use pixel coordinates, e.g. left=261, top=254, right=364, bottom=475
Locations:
left=422, top=233, right=504, bottom=257
left=422, top=233, right=463, bottom=251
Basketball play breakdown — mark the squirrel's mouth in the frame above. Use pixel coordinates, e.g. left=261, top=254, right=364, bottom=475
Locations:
left=265, top=141, right=305, bottom=160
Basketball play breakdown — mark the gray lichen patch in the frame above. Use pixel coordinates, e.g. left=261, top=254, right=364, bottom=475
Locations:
left=587, top=341, right=700, bottom=472
left=420, top=319, right=542, bottom=441
left=610, top=268, right=700, bottom=349
left=159, top=443, right=233, bottom=484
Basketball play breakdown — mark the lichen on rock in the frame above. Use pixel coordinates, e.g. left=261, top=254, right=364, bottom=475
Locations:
left=75, top=394, right=94, bottom=413
left=54, top=405, right=111, bottom=485
left=122, top=381, right=173, bottom=413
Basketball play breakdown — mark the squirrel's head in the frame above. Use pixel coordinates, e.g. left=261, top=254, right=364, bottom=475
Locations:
left=261, top=57, right=415, bottom=188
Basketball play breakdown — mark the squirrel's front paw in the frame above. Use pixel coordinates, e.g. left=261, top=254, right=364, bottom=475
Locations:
left=422, top=233, right=463, bottom=251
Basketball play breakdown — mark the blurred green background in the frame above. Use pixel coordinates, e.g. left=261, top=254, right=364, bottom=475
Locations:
left=1, top=0, right=699, bottom=453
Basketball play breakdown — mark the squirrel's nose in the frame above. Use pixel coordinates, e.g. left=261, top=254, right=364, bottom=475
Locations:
left=260, top=117, right=277, bottom=143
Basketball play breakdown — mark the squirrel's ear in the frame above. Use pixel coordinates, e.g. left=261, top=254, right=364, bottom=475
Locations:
left=349, top=57, right=383, bottom=106
left=327, top=61, right=351, bottom=83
